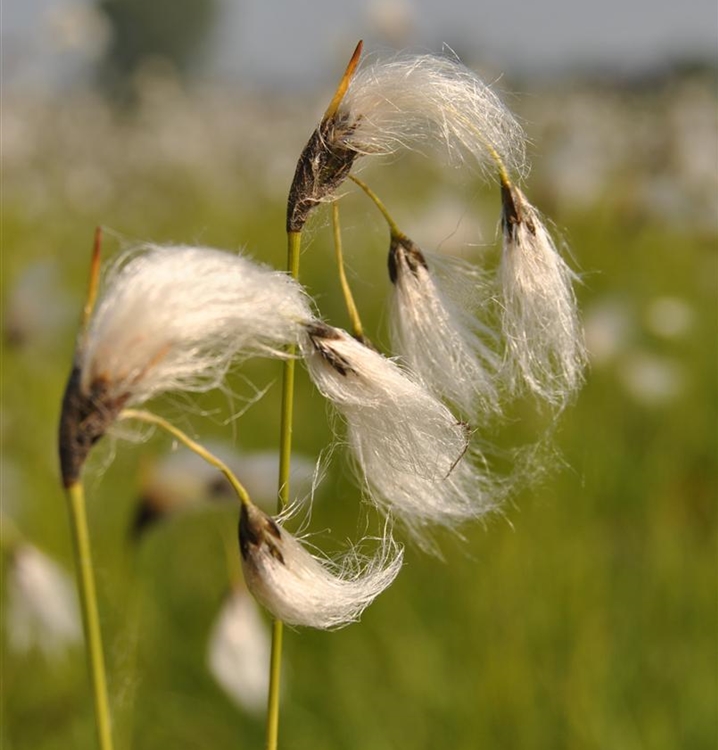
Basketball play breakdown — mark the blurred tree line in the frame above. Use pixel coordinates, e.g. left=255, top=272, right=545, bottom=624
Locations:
left=95, top=0, right=219, bottom=102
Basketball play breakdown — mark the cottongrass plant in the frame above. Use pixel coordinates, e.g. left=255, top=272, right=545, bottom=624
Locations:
left=58, top=229, right=403, bottom=748
left=55, top=41, right=584, bottom=750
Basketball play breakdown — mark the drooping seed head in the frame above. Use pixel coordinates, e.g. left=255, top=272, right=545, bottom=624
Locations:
left=499, top=185, right=586, bottom=409
left=389, top=233, right=502, bottom=417
left=239, top=503, right=403, bottom=629
left=301, top=323, right=503, bottom=546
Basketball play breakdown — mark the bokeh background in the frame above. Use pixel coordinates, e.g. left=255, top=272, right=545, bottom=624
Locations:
left=2, top=1, right=717, bottom=749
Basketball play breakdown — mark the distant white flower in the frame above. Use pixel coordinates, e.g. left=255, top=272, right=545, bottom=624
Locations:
left=6, top=545, right=82, bottom=658
left=618, top=352, right=686, bottom=406
left=644, top=297, right=694, bottom=340
left=499, top=185, right=586, bottom=409
left=239, top=503, right=403, bottom=629
left=389, top=234, right=501, bottom=417
left=207, top=588, right=270, bottom=714
left=60, top=244, right=313, bottom=486
left=302, top=323, right=502, bottom=543
left=583, top=298, right=633, bottom=368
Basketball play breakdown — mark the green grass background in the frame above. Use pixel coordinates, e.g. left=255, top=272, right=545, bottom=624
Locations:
left=2, top=87, right=716, bottom=750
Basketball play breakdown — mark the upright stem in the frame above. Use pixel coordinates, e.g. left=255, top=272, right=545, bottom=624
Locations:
left=65, top=481, right=114, bottom=750
left=265, top=229, right=302, bottom=750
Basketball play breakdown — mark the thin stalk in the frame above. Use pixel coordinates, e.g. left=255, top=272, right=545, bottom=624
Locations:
left=331, top=202, right=365, bottom=341
left=265, top=228, right=302, bottom=750
left=349, top=176, right=407, bottom=242
left=118, top=409, right=251, bottom=508
left=65, top=481, right=114, bottom=750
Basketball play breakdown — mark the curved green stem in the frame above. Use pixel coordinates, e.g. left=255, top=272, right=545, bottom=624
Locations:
left=65, top=481, right=114, bottom=750
left=265, top=229, right=302, bottom=750
left=118, top=409, right=252, bottom=508
left=331, top=202, right=365, bottom=341
left=349, top=175, right=407, bottom=241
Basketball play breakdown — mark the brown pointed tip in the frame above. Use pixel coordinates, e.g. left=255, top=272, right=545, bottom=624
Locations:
left=323, top=40, right=363, bottom=121
left=81, top=227, right=103, bottom=330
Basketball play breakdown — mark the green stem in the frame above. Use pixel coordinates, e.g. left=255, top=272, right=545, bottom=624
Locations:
left=65, top=481, right=114, bottom=750
left=331, top=202, right=365, bottom=341
left=349, top=175, right=407, bottom=241
left=118, top=409, right=252, bottom=508
left=265, top=229, right=302, bottom=750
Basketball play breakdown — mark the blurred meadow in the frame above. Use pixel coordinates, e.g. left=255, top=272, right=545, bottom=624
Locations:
left=2, top=3, right=717, bottom=749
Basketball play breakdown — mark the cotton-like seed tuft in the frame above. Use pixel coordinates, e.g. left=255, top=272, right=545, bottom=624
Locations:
left=59, top=244, right=312, bottom=486
left=338, top=53, right=526, bottom=178
left=81, top=244, right=312, bottom=403
left=239, top=503, right=402, bottom=629
left=302, top=323, right=502, bottom=543
left=500, top=185, right=586, bottom=408
left=389, top=234, right=501, bottom=417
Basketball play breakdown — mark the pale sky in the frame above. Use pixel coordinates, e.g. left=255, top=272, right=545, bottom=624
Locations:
left=4, top=0, right=717, bottom=92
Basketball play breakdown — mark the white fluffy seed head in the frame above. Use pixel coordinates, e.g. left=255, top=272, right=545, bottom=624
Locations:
left=301, top=323, right=502, bottom=543
left=239, top=503, right=402, bottom=629
left=7, top=545, right=82, bottom=658
left=500, top=186, right=586, bottom=408
left=389, top=235, right=502, bottom=417
left=80, top=244, right=313, bottom=405
left=338, top=52, right=527, bottom=180
left=207, top=588, right=270, bottom=714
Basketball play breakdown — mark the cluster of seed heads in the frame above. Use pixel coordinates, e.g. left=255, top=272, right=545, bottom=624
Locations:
left=59, top=43, right=584, bottom=630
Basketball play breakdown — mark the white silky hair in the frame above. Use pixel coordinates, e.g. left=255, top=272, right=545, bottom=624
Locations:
left=301, top=324, right=503, bottom=542
left=337, top=52, right=527, bottom=181
left=7, top=545, right=82, bottom=658
left=500, top=189, right=586, bottom=408
left=241, top=507, right=403, bottom=630
left=207, top=588, right=270, bottom=715
left=390, top=243, right=502, bottom=418
left=80, top=244, right=313, bottom=404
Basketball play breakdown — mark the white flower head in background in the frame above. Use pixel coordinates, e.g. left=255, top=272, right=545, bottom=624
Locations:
left=239, top=503, right=403, bottom=629
left=287, top=43, right=526, bottom=231
left=6, top=545, right=82, bottom=658
left=59, top=243, right=313, bottom=487
left=388, top=232, right=501, bottom=417
left=302, top=322, right=502, bottom=544
left=207, top=587, right=270, bottom=715
left=500, top=184, right=586, bottom=409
